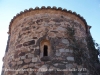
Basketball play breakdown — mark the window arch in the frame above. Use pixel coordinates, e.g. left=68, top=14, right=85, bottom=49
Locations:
left=40, top=39, right=51, bottom=57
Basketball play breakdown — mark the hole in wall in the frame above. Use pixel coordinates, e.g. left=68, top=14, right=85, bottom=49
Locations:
left=43, top=45, right=48, bottom=56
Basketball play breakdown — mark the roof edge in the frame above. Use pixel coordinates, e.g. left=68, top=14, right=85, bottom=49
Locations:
left=9, top=6, right=88, bottom=34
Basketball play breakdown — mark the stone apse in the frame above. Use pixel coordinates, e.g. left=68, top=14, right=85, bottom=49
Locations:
left=1, top=6, right=99, bottom=75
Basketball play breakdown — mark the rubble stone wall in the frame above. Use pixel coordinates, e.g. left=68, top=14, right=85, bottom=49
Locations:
left=2, top=8, right=89, bottom=75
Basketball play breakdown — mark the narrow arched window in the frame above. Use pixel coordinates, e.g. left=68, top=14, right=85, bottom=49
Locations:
left=43, top=45, right=48, bottom=56
left=40, top=39, right=52, bottom=58
left=40, top=39, right=52, bottom=61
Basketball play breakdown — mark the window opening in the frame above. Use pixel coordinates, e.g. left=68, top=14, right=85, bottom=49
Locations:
left=43, top=45, right=48, bottom=56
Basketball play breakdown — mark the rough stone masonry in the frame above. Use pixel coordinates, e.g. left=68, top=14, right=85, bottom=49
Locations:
left=1, top=6, right=98, bottom=75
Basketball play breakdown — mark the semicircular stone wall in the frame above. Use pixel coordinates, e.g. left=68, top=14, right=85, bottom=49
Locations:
left=3, top=8, right=89, bottom=75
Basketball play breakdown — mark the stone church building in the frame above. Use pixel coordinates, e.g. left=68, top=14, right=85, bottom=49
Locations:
left=1, top=6, right=100, bottom=75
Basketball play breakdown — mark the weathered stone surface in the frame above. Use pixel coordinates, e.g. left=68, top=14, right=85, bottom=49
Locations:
left=19, top=71, right=24, bottom=74
left=53, top=63, right=58, bottom=66
left=56, top=50, right=61, bottom=56
left=66, top=64, right=73, bottom=68
left=57, top=64, right=66, bottom=69
left=32, top=57, right=38, bottom=62
left=21, top=56, right=26, bottom=59
left=21, top=48, right=28, bottom=52
left=33, top=37, right=37, bottom=39
left=24, top=59, right=31, bottom=63
left=34, top=49, right=40, bottom=55
left=17, top=61, right=23, bottom=65
left=57, top=27, right=65, bottom=31
left=55, top=22, right=61, bottom=25
left=44, top=23, right=49, bottom=26
left=16, top=44, right=22, bottom=49
left=15, top=71, right=18, bottom=75
left=2, top=8, right=92, bottom=75
left=15, top=58, right=20, bottom=61
left=41, top=56, right=51, bottom=61
left=59, top=48, right=65, bottom=53
left=48, top=21, right=55, bottom=25
left=78, top=73, right=82, bottom=75
left=62, top=39, right=69, bottom=45
left=23, top=40, right=35, bottom=46
left=67, top=57, right=74, bottom=61
left=35, top=46, right=39, bottom=49
left=38, top=65, right=47, bottom=72
left=19, top=52, right=25, bottom=56
left=69, top=50, right=73, bottom=53
left=22, top=27, right=29, bottom=31
left=22, top=65, right=28, bottom=68
left=11, top=62, right=16, bottom=66
left=65, top=49, right=69, bottom=52
left=28, top=53, right=34, bottom=58
left=29, top=63, right=34, bottom=67
left=48, top=32, right=56, bottom=37
left=29, top=71, right=34, bottom=75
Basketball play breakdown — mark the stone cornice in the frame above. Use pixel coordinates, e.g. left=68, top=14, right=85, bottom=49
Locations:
left=8, top=6, right=88, bottom=34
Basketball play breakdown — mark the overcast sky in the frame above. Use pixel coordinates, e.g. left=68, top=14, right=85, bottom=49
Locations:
left=0, top=0, right=100, bottom=73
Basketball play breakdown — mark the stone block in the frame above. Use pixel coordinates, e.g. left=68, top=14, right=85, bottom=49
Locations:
left=21, top=48, right=28, bottom=52
left=53, top=63, right=58, bottom=66
left=67, top=57, right=74, bottom=61
left=59, top=49, right=65, bottom=53
left=64, top=22, right=70, bottom=25
left=56, top=50, right=61, bottom=56
left=22, top=27, right=29, bottom=31
left=28, top=53, right=34, bottom=58
left=28, top=21, right=35, bottom=25
left=11, top=62, right=16, bottom=66
left=34, top=49, right=40, bottom=55
left=78, top=73, right=82, bottom=75
left=15, top=71, right=18, bottom=75
left=36, top=19, right=42, bottom=25
left=44, top=22, right=49, bottom=26
left=55, top=22, right=61, bottom=25
left=17, top=61, right=23, bottom=65
left=29, top=71, right=33, bottom=75
left=32, top=57, right=38, bottom=62
left=24, top=59, right=31, bottom=63
left=18, top=71, right=24, bottom=74
left=48, top=32, right=56, bottom=37
left=57, top=27, right=65, bottom=31
left=65, top=49, right=69, bottom=52
left=56, top=52, right=61, bottom=56
left=23, top=40, right=35, bottom=46
left=22, top=65, right=28, bottom=68
left=29, top=63, right=34, bottom=67
left=38, top=65, right=47, bottom=72
left=62, top=39, right=69, bottom=45
left=21, top=56, right=26, bottom=59
left=57, top=64, right=66, bottom=69
left=57, top=32, right=64, bottom=37
left=66, top=64, right=73, bottom=68
left=15, top=58, right=20, bottom=61
left=19, top=52, right=25, bottom=56
left=35, top=46, right=39, bottom=49
left=51, top=31, right=58, bottom=33
left=48, top=21, right=55, bottom=25
left=16, top=44, right=22, bottom=49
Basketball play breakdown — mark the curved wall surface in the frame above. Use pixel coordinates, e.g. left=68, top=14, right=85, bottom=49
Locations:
left=2, top=6, right=90, bottom=75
